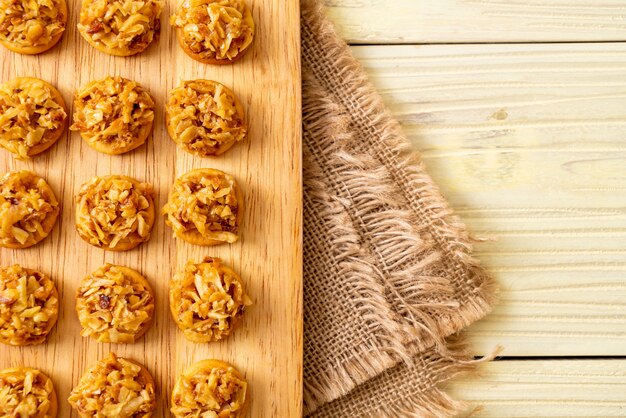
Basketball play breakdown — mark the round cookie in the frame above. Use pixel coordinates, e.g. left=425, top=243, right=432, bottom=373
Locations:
left=0, top=265, right=59, bottom=346
left=77, top=0, right=162, bottom=56
left=162, top=168, right=243, bottom=246
left=171, top=0, right=254, bottom=64
left=71, top=76, right=155, bottom=155
left=170, top=257, right=251, bottom=343
left=0, top=367, right=57, bottom=417
left=0, top=170, right=60, bottom=249
left=0, top=77, right=67, bottom=159
left=166, top=79, right=247, bottom=157
left=76, top=264, right=155, bottom=343
left=75, top=175, right=155, bottom=251
left=0, top=0, right=67, bottom=55
left=171, top=359, right=248, bottom=418
left=68, top=353, right=156, bottom=418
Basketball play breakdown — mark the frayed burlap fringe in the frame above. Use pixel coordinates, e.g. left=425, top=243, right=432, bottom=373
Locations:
left=309, top=338, right=487, bottom=418
left=302, top=0, right=496, bottom=416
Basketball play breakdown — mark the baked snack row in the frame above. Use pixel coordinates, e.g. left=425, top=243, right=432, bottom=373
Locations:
left=0, top=168, right=242, bottom=250
left=0, top=355, right=248, bottom=417
left=0, top=76, right=247, bottom=160
left=0, top=0, right=255, bottom=63
left=0, top=258, right=251, bottom=346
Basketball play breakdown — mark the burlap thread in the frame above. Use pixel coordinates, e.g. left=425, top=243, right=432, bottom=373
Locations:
left=302, top=1, right=496, bottom=416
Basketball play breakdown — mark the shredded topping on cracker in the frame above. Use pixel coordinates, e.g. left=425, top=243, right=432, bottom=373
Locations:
left=0, top=171, right=59, bottom=248
left=76, top=264, right=154, bottom=343
left=68, top=353, right=156, bottom=418
left=0, top=367, right=56, bottom=417
left=78, top=0, right=162, bottom=55
left=162, top=169, right=240, bottom=244
left=167, top=79, right=246, bottom=156
left=170, top=257, right=251, bottom=342
left=0, top=78, right=66, bottom=159
left=71, top=76, right=155, bottom=153
left=171, top=360, right=247, bottom=417
left=75, top=175, right=154, bottom=250
left=171, top=0, right=254, bottom=62
left=0, top=265, right=58, bottom=346
left=0, top=0, right=66, bottom=50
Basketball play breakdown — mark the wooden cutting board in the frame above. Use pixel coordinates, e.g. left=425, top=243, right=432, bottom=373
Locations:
left=0, top=1, right=303, bottom=417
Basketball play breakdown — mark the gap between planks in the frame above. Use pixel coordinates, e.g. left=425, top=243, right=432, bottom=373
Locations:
left=444, top=359, right=626, bottom=417
left=325, top=0, right=626, bottom=44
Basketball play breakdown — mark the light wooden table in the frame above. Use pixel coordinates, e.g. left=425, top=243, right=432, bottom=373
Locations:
left=326, top=1, right=626, bottom=416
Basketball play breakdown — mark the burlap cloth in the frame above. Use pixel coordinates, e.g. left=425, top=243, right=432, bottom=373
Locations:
left=301, top=1, right=497, bottom=417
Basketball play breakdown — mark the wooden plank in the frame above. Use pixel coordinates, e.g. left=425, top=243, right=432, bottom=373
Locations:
left=351, top=42, right=626, bottom=356
left=0, top=0, right=302, bottom=417
left=325, top=0, right=626, bottom=44
left=446, top=360, right=626, bottom=417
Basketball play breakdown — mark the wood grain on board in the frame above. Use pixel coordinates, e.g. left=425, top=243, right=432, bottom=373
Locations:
left=325, top=0, right=626, bottom=44
left=446, top=360, right=626, bottom=417
left=351, top=43, right=626, bottom=357
left=0, top=1, right=303, bottom=417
